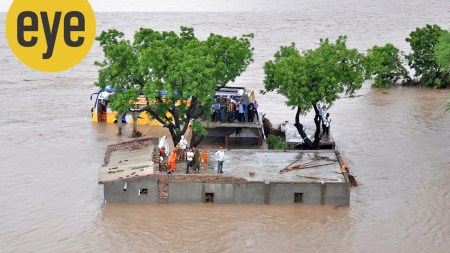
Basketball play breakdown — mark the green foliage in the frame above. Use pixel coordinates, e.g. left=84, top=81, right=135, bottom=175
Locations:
left=405, top=24, right=450, bottom=88
left=95, top=27, right=253, bottom=144
left=191, top=120, right=208, bottom=137
left=435, top=32, right=450, bottom=72
left=365, top=43, right=408, bottom=88
left=266, top=135, right=285, bottom=150
left=263, top=36, right=366, bottom=149
left=435, top=32, right=450, bottom=112
left=264, top=36, right=366, bottom=114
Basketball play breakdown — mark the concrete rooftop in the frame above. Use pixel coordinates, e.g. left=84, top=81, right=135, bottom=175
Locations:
left=99, top=140, right=345, bottom=184
left=99, top=146, right=154, bottom=183
left=203, top=149, right=345, bottom=183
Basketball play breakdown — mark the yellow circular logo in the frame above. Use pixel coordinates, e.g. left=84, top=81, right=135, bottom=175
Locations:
left=5, top=0, right=96, bottom=72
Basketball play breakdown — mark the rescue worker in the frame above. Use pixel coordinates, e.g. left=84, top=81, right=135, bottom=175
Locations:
left=167, top=149, right=177, bottom=174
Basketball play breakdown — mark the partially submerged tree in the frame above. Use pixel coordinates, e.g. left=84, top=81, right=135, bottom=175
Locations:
left=365, top=43, right=409, bottom=88
left=405, top=24, right=450, bottom=88
left=95, top=27, right=253, bottom=145
left=263, top=36, right=366, bottom=149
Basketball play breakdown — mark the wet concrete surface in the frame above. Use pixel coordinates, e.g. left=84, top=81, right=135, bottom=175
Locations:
left=172, top=149, right=345, bottom=183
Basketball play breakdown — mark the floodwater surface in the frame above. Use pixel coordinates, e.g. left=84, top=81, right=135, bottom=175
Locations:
left=1, top=1, right=450, bottom=252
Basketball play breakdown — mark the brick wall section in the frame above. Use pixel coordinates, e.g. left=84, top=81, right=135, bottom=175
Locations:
left=158, top=180, right=169, bottom=204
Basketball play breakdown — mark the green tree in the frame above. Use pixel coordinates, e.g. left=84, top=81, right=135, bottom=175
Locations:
left=435, top=31, right=450, bottom=111
left=263, top=36, right=366, bottom=149
left=405, top=24, right=450, bottom=88
left=95, top=27, right=253, bottom=145
left=365, top=43, right=409, bottom=88
left=435, top=31, right=450, bottom=72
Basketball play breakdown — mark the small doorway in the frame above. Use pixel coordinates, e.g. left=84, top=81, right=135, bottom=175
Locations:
left=205, top=193, right=214, bottom=203
left=294, top=193, right=303, bottom=204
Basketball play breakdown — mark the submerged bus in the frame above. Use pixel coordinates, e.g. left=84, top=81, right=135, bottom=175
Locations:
left=90, top=86, right=256, bottom=125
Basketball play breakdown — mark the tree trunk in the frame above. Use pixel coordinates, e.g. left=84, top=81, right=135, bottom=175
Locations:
left=293, top=106, right=321, bottom=149
left=312, top=104, right=322, bottom=147
left=190, top=132, right=205, bottom=148
left=133, top=112, right=138, bottom=133
left=131, top=112, right=142, bottom=137
left=172, top=134, right=181, bottom=148
left=116, top=113, right=123, bottom=136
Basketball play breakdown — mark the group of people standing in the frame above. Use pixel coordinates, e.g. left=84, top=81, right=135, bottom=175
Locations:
left=160, top=135, right=201, bottom=175
left=212, top=95, right=259, bottom=123
left=159, top=135, right=226, bottom=175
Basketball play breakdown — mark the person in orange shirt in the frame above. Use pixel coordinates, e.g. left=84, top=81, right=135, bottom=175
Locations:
left=167, top=149, right=177, bottom=174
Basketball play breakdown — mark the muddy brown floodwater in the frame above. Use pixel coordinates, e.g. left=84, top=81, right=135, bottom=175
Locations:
left=1, top=3, right=450, bottom=252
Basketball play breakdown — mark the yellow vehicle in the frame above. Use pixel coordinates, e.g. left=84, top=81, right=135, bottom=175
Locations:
left=90, top=86, right=255, bottom=125
left=90, top=88, right=161, bottom=126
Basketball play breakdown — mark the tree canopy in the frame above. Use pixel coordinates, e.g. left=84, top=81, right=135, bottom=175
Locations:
left=365, top=43, right=409, bottom=88
left=435, top=31, right=450, bottom=72
left=434, top=30, right=450, bottom=112
left=264, top=36, right=366, bottom=148
left=95, top=27, right=254, bottom=145
left=405, top=24, right=450, bottom=88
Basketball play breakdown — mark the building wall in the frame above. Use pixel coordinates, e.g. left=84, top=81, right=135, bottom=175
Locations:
left=322, top=183, right=350, bottom=205
left=233, top=183, right=266, bottom=204
left=168, top=183, right=203, bottom=204
left=165, top=181, right=349, bottom=205
left=270, top=182, right=322, bottom=205
left=104, top=177, right=350, bottom=205
left=103, top=176, right=159, bottom=203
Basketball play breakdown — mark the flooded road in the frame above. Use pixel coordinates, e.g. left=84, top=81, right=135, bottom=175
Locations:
left=1, top=1, right=450, bottom=252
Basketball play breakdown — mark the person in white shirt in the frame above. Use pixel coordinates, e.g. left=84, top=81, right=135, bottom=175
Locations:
left=186, top=148, right=194, bottom=174
left=179, top=135, right=188, bottom=160
left=317, top=104, right=326, bottom=136
left=253, top=99, right=259, bottom=122
left=323, top=113, right=331, bottom=138
left=215, top=147, right=225, bottom=174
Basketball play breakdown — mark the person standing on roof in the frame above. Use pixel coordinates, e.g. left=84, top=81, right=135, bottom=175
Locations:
left=253, top=99, right=259, bottom=122
left=220, top=98, right=226, bottom=123
left=167, top=149, right=177, bottom=174
left=193, top=147, right=201, bottom=174
left=247, top=101, right=254, bottom=122
left=215, top=147, right=225, bottom=174
left=237, top=100, right=244, bottom=122
left=186, top=148, right=194, bottom=174
left=158, top=135, right=169, bottom=161
left=318, top=104, right=327, bottom=137
left=214, top=99, right=221, bottom=122
left=242, top=100, right=248, bottom=122
left=179, top=135, right=188, bottom=161
left=323, top=113, right=332, bottom=138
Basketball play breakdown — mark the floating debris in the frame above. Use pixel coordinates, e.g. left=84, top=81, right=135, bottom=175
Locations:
left=348, top=173, right=358, bottom=187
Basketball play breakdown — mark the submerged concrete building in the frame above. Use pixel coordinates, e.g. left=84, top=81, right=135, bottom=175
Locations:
left=99, top=137, right=351, bottom=205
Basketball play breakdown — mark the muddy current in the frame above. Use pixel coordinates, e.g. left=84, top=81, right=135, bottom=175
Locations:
left=1, top=2, right=450, bottom=252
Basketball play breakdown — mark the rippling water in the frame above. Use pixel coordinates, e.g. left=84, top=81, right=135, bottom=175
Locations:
left=1, top=1, right=450, bottom=252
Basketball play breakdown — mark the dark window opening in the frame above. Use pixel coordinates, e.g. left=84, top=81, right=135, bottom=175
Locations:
left=139, top=188, right=148, bottom=195
left=294, top=193, right=303, bottom=204
left=205, top=193, right=214, bottom=203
